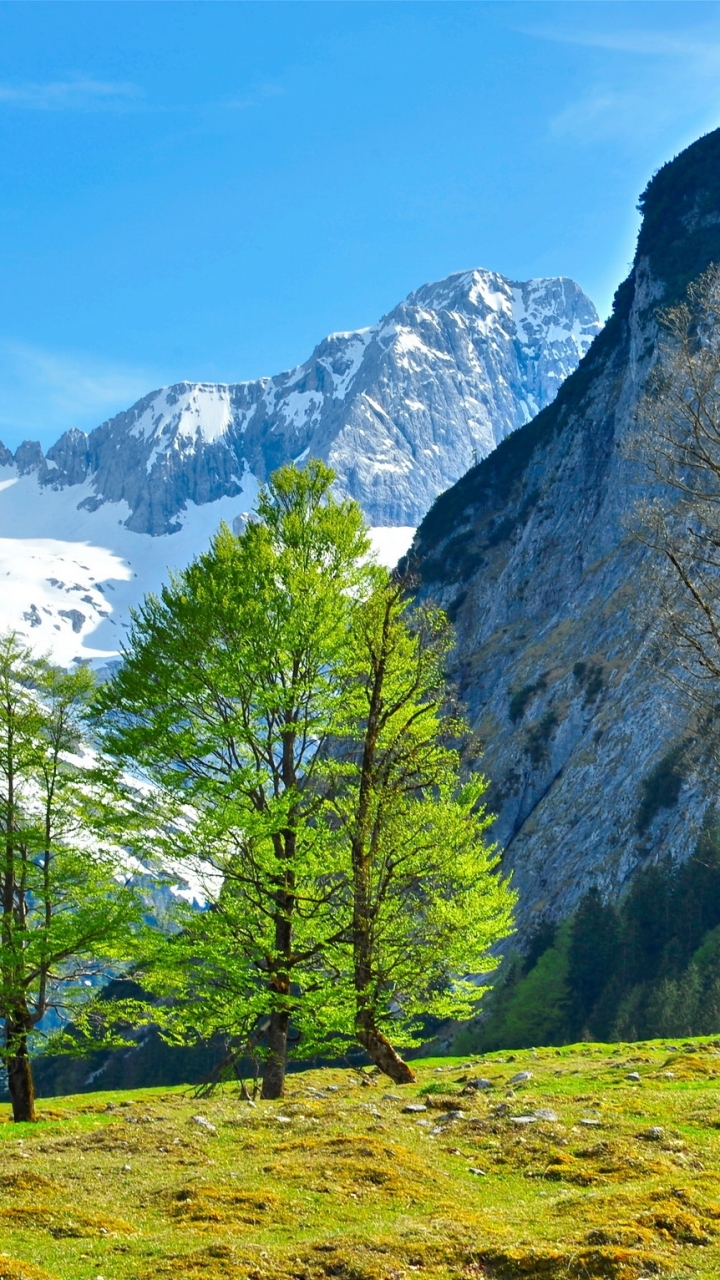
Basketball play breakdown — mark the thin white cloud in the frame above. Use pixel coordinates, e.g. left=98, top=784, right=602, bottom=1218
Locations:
left=0, top=77, right=143, bottom=112
left=0, top=341, right=156, bottom=449
left=224, top=82, right=286, bottom=111
left=549, top=85, right=711, bottom=145
left=519, top=23, right=720, bottom=61
left=516, top=16, right=720, bottom=146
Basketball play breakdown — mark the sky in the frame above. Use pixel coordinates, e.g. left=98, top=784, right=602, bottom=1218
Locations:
left=2, top=1, right=720, bottom=452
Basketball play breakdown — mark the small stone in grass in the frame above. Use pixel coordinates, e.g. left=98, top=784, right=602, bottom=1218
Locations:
left=508, top=1071, right=533, bottom=1085
left=468, top=1166, right=486, bottom=1176
left=273, top=1115, right=292, bottom=1124
left=326, top=1085, right=339, bottom=1092
left=191, top=1115, right=217, bottom=1132
left=626, top=1072, right=641, bottom=1082
left=121, top=1164, right=132, bottom=1173
left=382, top=1093, right=401, bottom=1101
left=463, top=1078, right=493, bottom=1092
left=510, top=1115, right=537, bottom=1125
left=579, top=1118, right=602, bottom=1127
left=402, top=1103, right=427, bottom=1113
left=534, top=1109, right=559, bottom=1122
left=638, top=1126, right=664, bottom=1141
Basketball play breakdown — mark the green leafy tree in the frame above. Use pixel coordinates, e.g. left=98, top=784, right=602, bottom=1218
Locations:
left=323, top=578, right=515, bottom=1082
left=0, top=634, right=141, bottom=1122
left=94, top=462, right=376, bottom=1098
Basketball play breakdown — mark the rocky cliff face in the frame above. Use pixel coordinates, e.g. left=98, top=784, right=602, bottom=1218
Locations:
left=3, top=269, right=598, bottom=535
left=411, top=128, right=720, bottom=933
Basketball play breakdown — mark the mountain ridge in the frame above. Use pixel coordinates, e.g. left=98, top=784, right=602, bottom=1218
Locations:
left=1, top=268, right=599, bottom=535
left=0, top=266, right=598, bottom=665
left=410, top=127, right=720, bottom=933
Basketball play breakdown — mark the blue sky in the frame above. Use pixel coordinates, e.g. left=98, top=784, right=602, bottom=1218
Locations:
left=1, top=1, right=720, bottom=451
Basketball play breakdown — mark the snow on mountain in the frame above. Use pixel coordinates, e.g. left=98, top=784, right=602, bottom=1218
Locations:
left=0, top=268, right=599, bottom=664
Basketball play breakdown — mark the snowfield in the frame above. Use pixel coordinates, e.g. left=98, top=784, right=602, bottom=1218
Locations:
left=0, top=266, right=599, bottom=664
left=0, top=466, right=415, bottom=665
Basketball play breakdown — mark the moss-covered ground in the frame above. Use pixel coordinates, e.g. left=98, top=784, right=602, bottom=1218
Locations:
left=2, top=1038, right=720, bottom=1279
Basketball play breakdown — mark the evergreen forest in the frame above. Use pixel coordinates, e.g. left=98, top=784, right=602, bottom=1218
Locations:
left=458, top=826, right=720, bottom=1054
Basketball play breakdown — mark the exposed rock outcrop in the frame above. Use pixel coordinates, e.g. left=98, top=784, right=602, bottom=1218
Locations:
left=3, top=269, right=598, bottom=535
left=411, top=129, right=720, bottom=931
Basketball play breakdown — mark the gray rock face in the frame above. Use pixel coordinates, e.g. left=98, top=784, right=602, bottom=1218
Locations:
left=411, top=129, right=720, bottom=932
left=5, top=269, right=599, bottom=535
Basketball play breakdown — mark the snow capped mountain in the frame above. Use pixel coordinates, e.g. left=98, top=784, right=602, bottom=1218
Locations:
left=0, top=268, right=599, bottom=663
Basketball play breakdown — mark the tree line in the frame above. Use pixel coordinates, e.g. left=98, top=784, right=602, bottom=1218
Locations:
left=459, top=827, right=720, bottom=1052
left=0, top=461, right=514, bottom=1121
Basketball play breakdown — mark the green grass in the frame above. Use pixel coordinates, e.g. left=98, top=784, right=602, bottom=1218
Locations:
left=3, top=1038, right=720, bottom=1278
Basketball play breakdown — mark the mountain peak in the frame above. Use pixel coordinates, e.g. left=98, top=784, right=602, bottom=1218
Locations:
left=0, top=264, right=598, bottom=664
left=0, top=265, right=599, bottom=538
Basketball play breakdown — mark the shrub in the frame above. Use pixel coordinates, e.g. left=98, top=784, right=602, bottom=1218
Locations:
left=636, top=745, right=686, bottom=833
left=509, top=675, right=547, bottom=723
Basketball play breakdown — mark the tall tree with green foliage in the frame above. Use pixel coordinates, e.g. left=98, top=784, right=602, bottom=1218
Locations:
left=94, top=462, right=376, bottom=1098
left=323, top=578, right=515, bottom=1082
left=0, top=634, right=140, bottom=1122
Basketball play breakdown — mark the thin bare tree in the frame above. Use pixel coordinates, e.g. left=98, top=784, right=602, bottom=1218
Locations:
left=629, top=264, right=720, bottom=724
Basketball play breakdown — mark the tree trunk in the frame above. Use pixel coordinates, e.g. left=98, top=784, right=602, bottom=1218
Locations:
left=6, top=1027, right=37, bottom=1122
left=259, top=734, right=298, bottom=1103
left=261, top=1010, right=289, bottom=1099
left=358, top=1025, right=416, bottom=1084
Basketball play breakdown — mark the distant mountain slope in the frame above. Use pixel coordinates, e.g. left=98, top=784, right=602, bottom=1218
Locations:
left=411, top=128, right=720, bottom=932
left=0, top=268, right=598, bottom=663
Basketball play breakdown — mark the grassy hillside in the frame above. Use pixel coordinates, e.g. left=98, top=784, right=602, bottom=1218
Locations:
left=2, top=1042, right=720, bottom=1279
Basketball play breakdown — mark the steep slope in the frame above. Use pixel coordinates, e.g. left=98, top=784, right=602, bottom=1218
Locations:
left=411, top=128, right=720, bottom=932
left=0, top=268, right=598, bottom=663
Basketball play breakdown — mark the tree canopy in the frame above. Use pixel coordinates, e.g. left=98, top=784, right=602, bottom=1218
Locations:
left=89, top=462, right=514, bottom=1096
left=0, top=634, right=141, bottom=1121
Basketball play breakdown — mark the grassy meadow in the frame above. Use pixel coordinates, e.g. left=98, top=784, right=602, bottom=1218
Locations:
left=2, top=1040, right=720, bottom=1279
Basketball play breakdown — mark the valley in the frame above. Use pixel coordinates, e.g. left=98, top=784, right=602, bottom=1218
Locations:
left=5, top=12, right=720, bottom=1279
